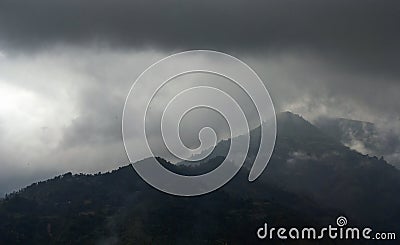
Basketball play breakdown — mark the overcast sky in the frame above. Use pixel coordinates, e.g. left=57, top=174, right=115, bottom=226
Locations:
left=0, top=0, right=399, bottom=195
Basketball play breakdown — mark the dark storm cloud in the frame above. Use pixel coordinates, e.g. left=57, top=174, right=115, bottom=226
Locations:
left=1, top=0, right=399, bottom=60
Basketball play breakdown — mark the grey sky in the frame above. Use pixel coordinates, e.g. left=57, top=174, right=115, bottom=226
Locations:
left=0, top=0, right=399, bottom=195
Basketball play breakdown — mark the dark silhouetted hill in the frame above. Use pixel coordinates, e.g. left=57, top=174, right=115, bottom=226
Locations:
left=0, top=112, right=399, bottom=244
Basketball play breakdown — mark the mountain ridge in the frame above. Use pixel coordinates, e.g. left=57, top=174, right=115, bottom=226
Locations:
left=1, top=111, right=399, bottom=244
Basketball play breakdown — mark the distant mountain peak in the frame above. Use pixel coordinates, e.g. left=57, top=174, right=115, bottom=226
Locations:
left=277, top=111, right=313, bottom=126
